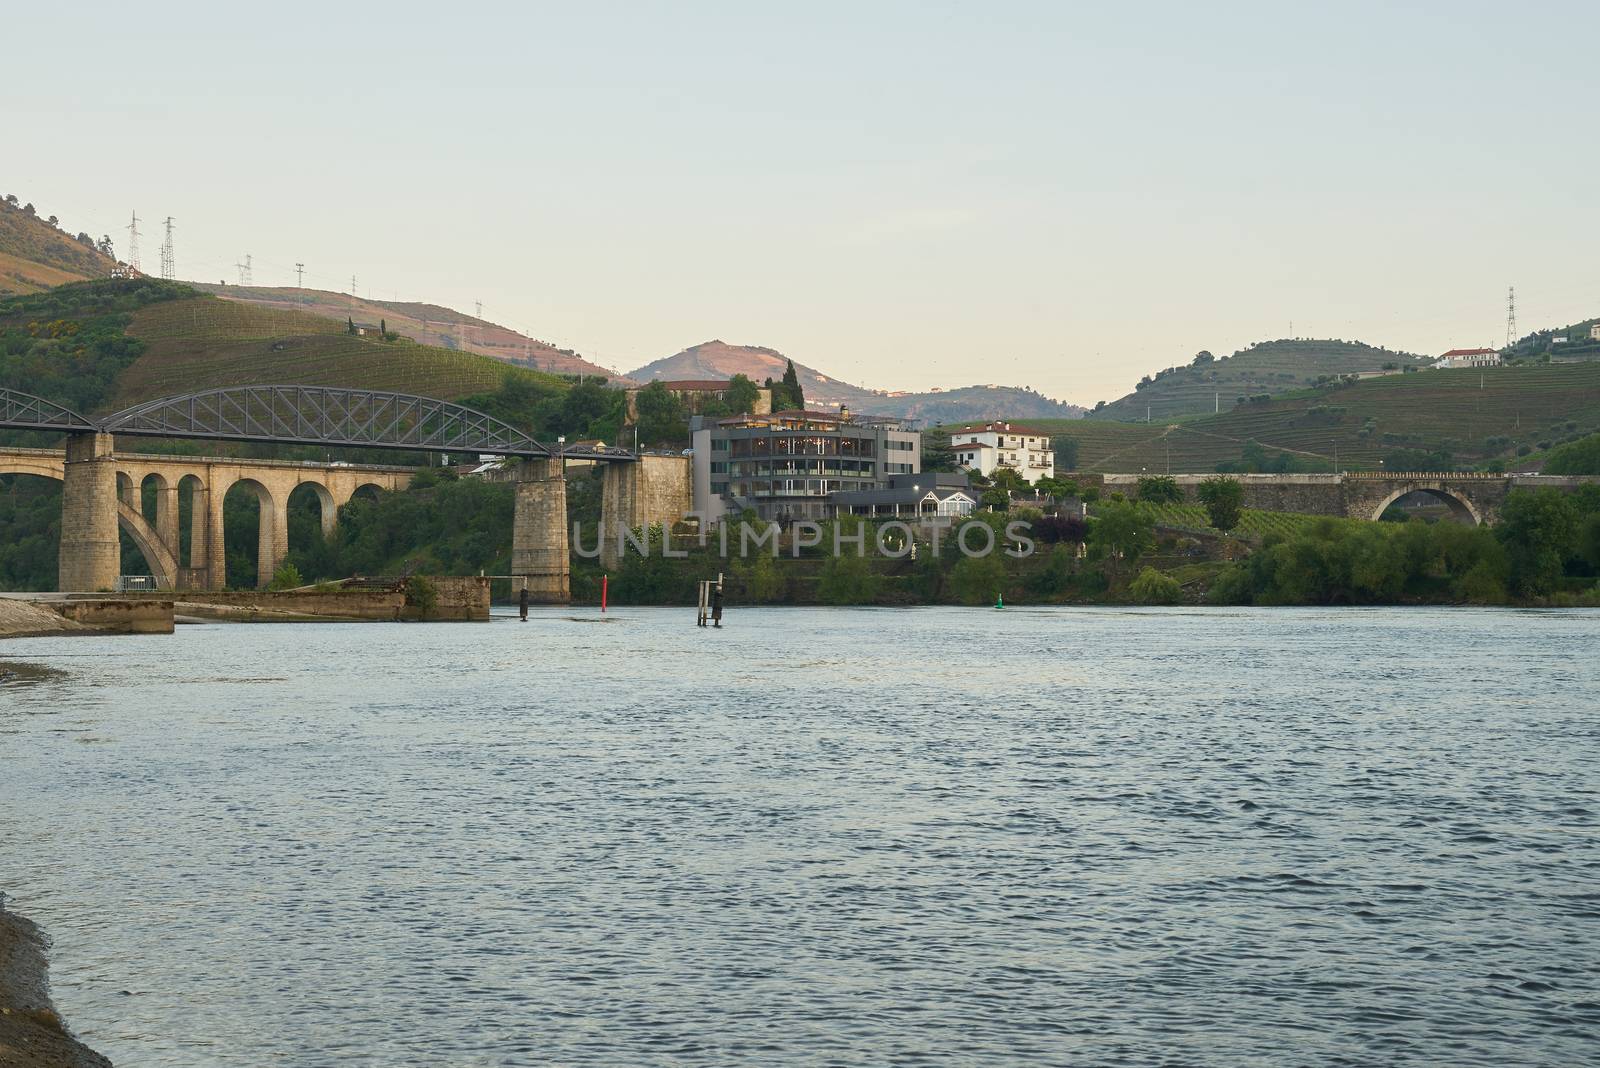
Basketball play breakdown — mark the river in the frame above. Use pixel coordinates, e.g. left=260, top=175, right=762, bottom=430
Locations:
left=2, top=606, right=1598, bottom=1066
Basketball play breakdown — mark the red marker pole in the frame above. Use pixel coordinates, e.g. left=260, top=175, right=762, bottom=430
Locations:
left=601, top=574, right=608, bottom=614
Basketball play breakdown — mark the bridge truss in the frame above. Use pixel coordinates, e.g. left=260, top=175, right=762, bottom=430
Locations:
left=3, top=385, right=631, bottom=461
left=0, top=388, right=100, bottom=434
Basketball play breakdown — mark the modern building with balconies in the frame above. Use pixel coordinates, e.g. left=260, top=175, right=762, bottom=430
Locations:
left=690, top=409, right=921, bottom=524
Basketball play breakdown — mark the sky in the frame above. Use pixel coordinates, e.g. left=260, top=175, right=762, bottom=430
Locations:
left=8, top=0, right=1600, bottom=403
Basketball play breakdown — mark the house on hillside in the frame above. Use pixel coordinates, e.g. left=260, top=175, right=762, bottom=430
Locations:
left=949, top=421, right=1055, bottom=484
left=1591, top=324, right=1600, bottom=341
left=626, top=379, right=772, bottom=419
left=1433, top=348, right=1501, bottom=369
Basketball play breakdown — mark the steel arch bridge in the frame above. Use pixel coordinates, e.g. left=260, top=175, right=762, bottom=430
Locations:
left=0, top=385, right=632, bottom=461
left=0, top=389, right=101, bottom=434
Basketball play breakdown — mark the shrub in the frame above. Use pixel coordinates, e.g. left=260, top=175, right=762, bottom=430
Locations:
left=949, top=552, right=1007, bottom=605
left=1197, top=476, right=1243, bottom=532
left=816, top=553, right=878, bottom=605
left=1128, top=566, right=1182, bottom=605
left=1136, top=475, right=1182, bottom=504
left=266, top=562, right=304, bottom=591
left=405, top=574, right=438, bottom=617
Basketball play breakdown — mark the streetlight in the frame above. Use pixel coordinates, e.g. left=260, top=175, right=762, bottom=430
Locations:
left=557, top=434, right=566, bottom=478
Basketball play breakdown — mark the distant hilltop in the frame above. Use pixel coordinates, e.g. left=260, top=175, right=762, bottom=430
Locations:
left=1089, top=338, right=1430, bottom=422
left=629, top=339, right=1084, bottom=423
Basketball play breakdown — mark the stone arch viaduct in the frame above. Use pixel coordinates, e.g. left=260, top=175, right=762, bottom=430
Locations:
left=0, top=386, right=691, bottom=599
left=1098, top=471, right=1600, bottom=524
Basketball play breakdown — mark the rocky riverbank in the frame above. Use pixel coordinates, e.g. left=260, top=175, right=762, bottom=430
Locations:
left=0, top=602, right=92, bottom=641
left=0, top=904, right=110, bottom=1068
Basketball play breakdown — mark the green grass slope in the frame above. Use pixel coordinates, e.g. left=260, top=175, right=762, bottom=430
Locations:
left=1091, top=338, right=1428, bottom=422
left=114, top=294, right=567, bottom=407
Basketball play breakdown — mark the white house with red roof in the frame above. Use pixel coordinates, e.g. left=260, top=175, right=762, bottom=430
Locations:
left=1433, top=348, right=1501, bottom=369
left=949, top=420, right=1055, bottom=483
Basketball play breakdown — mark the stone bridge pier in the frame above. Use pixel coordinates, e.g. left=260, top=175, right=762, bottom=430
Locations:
left=505, top=455, right=693, bottom=600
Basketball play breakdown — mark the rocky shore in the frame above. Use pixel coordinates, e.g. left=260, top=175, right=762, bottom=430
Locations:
left=0, top=602, right=92, bottom=641
left=0, top=904, right=110, bottom=1068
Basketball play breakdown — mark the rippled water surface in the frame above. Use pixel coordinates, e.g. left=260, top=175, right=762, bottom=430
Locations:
left=3, top=606, right=1600, bottom=1066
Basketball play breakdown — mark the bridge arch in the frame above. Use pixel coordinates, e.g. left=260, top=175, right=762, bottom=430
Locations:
left=288, top=480, right=337, bottom=539
left=220, top=476, right=284, bottom=588
left=1369, top=485, right=1483, bottom=526
left=0, top=462, right=179, bottom=588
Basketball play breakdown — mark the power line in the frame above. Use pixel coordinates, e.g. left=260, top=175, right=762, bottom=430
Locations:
left=1504, top=285, right=1517, bottom=347
left=126, top=211, right=142, bottom=272
left=234, top=254, right=253, bottom=286
left=295, top=263, right=305, bottom=288
left=159, top=217, right=175, bottom=280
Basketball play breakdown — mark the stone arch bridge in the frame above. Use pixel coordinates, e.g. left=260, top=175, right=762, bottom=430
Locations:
left=1098, top=472, right=1600, bottom=525
left=0, top=386, right=691, bottom=598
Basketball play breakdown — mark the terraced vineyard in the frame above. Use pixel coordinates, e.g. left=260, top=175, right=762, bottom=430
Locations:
left=114, top=297, right=564, bottom=409
left=1021, top=362, right=1600, bottom=473
left=1133, top=502, right=1363, bottom=538
left=1091, top=338, right=1427, bottom=422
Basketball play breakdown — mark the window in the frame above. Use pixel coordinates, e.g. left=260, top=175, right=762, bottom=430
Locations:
left=712, top=438, right=729, bottom=452
left=710, top=461, right=728, bottom=474
left=712, top=481, right=728, bottom=495
left=886, top=462, right=913, bottom=474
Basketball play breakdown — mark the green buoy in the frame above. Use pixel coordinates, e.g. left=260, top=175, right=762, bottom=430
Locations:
left=994, top=593, right=1005, bottom=610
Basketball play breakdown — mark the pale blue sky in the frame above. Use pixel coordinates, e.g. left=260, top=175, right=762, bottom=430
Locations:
left=10, top=1, right=1599, bottom=402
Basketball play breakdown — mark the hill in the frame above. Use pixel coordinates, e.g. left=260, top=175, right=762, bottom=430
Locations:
left=850, top=384, right=1083, bottom=424
left=987, top=361, right=1600, bottom=473
left=1505, top=316, right=1600, bottom=364
left=182, top=282, right=628, bottom=382
left=629, top=339, right=1084, bottom=422
left=0, top=196, right=119, bottom=297
left=112, top=290, right=567, bottom=408
left=629, top=340, right=879, bottom=408
left=0, top=279, right=567, bottom=419
left=1090, top=339, right=1429, bottom=422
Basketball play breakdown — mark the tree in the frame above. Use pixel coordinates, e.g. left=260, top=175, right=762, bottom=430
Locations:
left=817, top=551, right=878, bottom=604
left=347, top=316, right=357, bottom=335
left=1051, top=435, right=1080, bottom=472
left=724, top=373, right=760, bottom=414
left=1543, top=433, right=1600, bottom=476
left=21, top=203, right=35, bottom=216
left=2, top=194, right=16, bottom=206
left=46, top=215, right=59, bottom=227
left=97, top=235, right=114, bottom=257
left=1191, top=350, right=1215, bottom=366
left=921, top=427, right=957, bottom=472
left=1496, top=488, right=1579, bottom=596
left=781, top=359, right=805, bottom=411
left=980, top=487, right=1010, bottom=511
left=1087, top=500, right=1153, bottom=580
left=1197, top=476, right=1243, bottom=532
left=634, top=381, right=688, bottom=446
left=1137, top=475, right=1181, bottom=503
left=991, top=467, right=1027, bottom=493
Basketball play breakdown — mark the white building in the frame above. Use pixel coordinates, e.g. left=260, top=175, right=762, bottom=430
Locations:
left=1590, top=323, right=1600, bottom=341
left=1433, top=347, right=1501, bottom=369
left=949, top=421, right=1055, bottom=483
